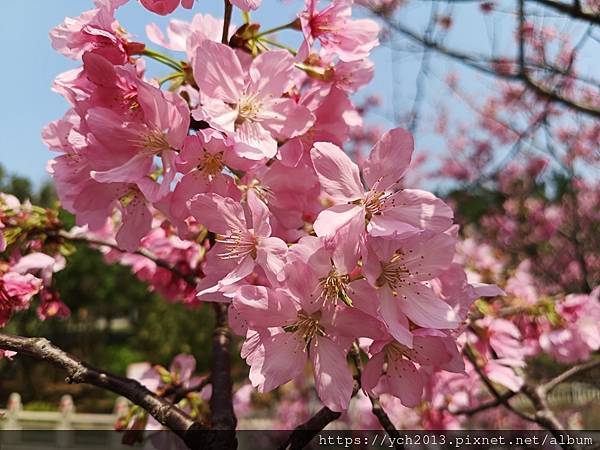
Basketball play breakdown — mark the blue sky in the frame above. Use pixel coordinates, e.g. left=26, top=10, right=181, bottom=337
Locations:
left=0, top=0, right=457, bottom=187
left=3, top=0, right=590, bottom=189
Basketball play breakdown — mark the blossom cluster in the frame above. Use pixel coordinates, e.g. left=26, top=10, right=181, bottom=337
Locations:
left=32, top=0, right=507, bottom=412
left=0, top=194, right=69, bottom=329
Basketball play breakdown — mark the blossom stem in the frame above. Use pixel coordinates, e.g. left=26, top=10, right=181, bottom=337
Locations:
left=159, top=72, right=184, bottom=86
left=255, top=19, right=300, bottom=38
left=258, top=37, right=297, bottom=55
left=143, top=49, right=184, bottom=71
left=222, top=0, right=233, bottom=44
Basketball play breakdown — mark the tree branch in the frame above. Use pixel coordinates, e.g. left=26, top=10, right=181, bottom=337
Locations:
left=208, top=303, right=237, bottom=448
left=277, top=406, right=342, bottom=450
left=222, top=0, right=233, bottom=44
left=373, top=10, right=600, bottom=117
left=530, top=0, right=600, bottom=24
left=541, top=358, right=600, bottom=394
left=0, top=333, right=206, bottom=449
left=521, top=384, right=580, bottom=450
left=463, top=345, right=535, bottom=422
left=449, top=391, right=519, bottom=416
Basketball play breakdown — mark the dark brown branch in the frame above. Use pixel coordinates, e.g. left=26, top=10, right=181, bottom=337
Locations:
left=208, top=303, right=237, bottom=448
left=222, top=0, right=233, bottom=44
left=277, top=407, right=342, bottom=450
left=530, top=0, right=600, bottom=24
left=449, top=391, right=519, bottom=416
left=278, top=347, right=364, bottom=450
left=0, top=333, right=206, bottom=449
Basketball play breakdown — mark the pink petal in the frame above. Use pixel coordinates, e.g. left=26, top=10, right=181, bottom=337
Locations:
left=261, top=98, right=314, bottom=141
left=361, top=350, right=385, bottom=393
left=398, top=283, right=460, bottom=329
left=251, top=332, right=306, bottom=392
left=82, top=52, right=117, bottom=86
left=233, top=286, right=298, bottom=328
left=256, top=237, right=288, bottom=285
left=374, top=189, right=454, bottom=236
left=247, top=190, right=271, bottom=237
left=313, top=204, right=363, bottom=238
left=386, top=358, right=423, bottom=407
left=405, top=335, right=453, bottom=367
left=324, top=305, right=385, bottom=340
left=231, top=0, right=261, bottom=11
left=140, top=0, right=180, bottom=15
left=235, top=121, right=277, bottom=159
left=194, top=40, right=244, bottom=104
left=362, top=128, right=413, bottom=189
left=311, top=142, right=364, bottom=202
left=188, top=193, right=246, bottom=235
left=310, top=337, right=353, bottom=412
left=248, top=50, right=294, bottom=99
left=91, top=152, right=152, bottom=184
left=400, top=232, right=457, bottom=281
left=219, top=256, right=256, bottom=286
left=116, top=194, right=152, bottom=252
left=379, top=289, right=414, bottom=348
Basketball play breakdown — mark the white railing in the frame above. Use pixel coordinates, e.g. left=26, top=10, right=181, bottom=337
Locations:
left=0, top=393, right=129, bottom=448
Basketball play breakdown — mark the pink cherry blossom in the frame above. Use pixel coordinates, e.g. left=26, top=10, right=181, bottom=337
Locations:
left=0, top=271, right=42, bottom=327
left=88, top=80, right=190, bottom=202
left=299, top=0, right=380, bottom=62
left=360, top=233, right=461, bottom=345
left=311, top=128, right=453, bottom=243
left=193, top=41, right=314, bottom=160
left=188, top=190, right=288, bottom=288
left=235, top=284, right=376, bottom=411
left=50, top=1, right=141, bottom=65
left=140, top=0, right=194, bottom=15
left=362, top=334, right=457, bottom=407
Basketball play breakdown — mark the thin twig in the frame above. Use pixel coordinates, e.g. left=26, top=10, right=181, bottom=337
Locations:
left=56, top=230, right=199, bottom=287
left=541, top=358, right=600, bottom=394
left=449, top=391, right=519, bottom=416
left=222, top=0, right=233, bottom=45
left=349, top=343, right=403, bottom=449
left=463, top=345, right=535, bottom=422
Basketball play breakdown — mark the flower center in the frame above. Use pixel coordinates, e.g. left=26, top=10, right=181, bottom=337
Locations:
left=283, top=311, right=325, bottom=347
left=376, top=251, right=410, bottom=293
left=244, top=181, right=273, bottom=205
left=142, top=129, right=172, bottom=153
left=200, top=151, right=224, bottom=176
left=236, top=94, right=262, bottom=125
left=317, top=268, right=352, bottom=306
left=363, top=190, right=387, bottom=217
left=215, top=230, right=257, bottom=260
left=384, top=341, right=408, bottom=366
